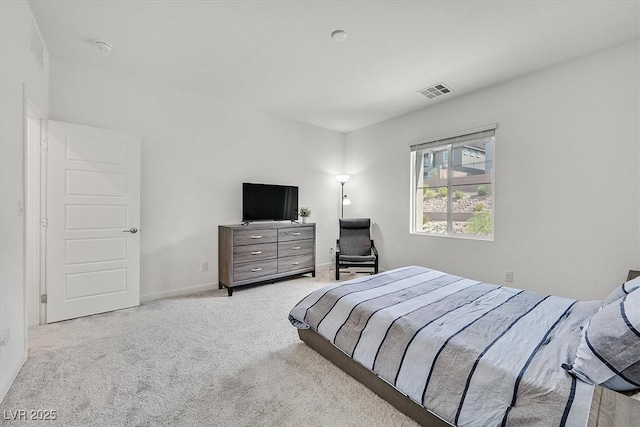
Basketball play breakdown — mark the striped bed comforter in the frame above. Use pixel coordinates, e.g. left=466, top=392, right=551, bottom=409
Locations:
left=289, top=266, right=600, bottom=426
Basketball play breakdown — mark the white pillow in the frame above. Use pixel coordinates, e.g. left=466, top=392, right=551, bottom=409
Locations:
left=601, top=275, right=640, bottom=307
left=569, top=289, right=640, bottom=391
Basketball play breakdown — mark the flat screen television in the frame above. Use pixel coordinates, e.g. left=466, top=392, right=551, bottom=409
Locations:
left=242, top=182, right=299, bottom=222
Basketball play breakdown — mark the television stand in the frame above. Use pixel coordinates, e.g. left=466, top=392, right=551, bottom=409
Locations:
left=218, top=222, right=316, bottom=296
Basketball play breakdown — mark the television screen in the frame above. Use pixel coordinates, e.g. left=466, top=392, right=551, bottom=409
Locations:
left=242, top=183, right=299, bottom=222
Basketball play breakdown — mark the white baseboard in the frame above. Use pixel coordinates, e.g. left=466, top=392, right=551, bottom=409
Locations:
left=141, top=264, right=334, bottom=303
left=0, top=351, right=27, bottom=404
left=140, top=282, right=219, bottom=303
left=141, top=263, right=339, bottom=303
left=315, top=262, right=332, bottom=270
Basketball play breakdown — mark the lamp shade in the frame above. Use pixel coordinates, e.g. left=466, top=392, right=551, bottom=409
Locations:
left=342, top=195, right=351, bottom=205
left=336, top=174, right=350, bottom=184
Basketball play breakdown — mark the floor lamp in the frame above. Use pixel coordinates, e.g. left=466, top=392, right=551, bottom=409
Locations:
left=336, top=175, right=351, bottom=218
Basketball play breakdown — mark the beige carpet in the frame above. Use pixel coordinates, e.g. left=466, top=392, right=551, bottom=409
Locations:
left=0, top=269, right=418, bottom=426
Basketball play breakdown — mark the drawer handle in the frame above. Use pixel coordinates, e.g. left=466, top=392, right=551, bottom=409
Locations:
left=250, top=235, right=262, bottom=239
left=251, top=251, right=262, bottom=255
left=292, top=246, right=301, bottom=250
left=251, top=268, right=263, bottom=272
left=292, top=261, right=300, bottom=265
left=292, top=232, right=301, bottom=236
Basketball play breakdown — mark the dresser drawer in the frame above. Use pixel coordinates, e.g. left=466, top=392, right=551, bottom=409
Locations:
left=233, top=259, right=278, bottom=282
left=233, top=229, right=277, bottom=246
left=233, top=242, right=277, bottom=264
left=278, top=253, right=314, bottom=273
left=278, top=238, right=314, bottom=258
left=278, top=226, right=314, bottom=242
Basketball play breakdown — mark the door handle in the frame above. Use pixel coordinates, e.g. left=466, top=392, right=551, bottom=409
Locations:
left=123, top=227, right=138, bottom=234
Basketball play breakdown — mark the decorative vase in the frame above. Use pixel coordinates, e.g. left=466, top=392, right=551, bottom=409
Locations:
left=302, top=217, right=308, bottom=224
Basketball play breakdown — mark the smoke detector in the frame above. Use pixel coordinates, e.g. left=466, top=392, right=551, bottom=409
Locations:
left=95, top=40, right=113, bottom=52
left=331, top=30, right=347, bottom=41
left=417, top=83, right=453, bottom=99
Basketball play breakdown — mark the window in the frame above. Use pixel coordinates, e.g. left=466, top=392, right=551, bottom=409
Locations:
left=410, top=126, right=495, bottom=239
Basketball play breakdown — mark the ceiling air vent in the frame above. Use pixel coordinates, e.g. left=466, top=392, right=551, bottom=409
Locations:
left=417, top=83, right=452, bottom=99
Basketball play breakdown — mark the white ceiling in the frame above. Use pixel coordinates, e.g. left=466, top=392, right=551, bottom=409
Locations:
left=29, top=0, right=640, bottom=133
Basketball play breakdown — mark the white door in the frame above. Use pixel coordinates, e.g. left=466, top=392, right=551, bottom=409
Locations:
left=45, top=120, right=141, bottom=323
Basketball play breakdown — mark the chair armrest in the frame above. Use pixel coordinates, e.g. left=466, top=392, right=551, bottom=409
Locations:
left=370, top=240, right=378, bottom=256
left=336, top=239, right=341, bottom=255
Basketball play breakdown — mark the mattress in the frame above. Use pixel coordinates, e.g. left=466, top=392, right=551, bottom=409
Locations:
left=289, top=266, right=600, bottom=426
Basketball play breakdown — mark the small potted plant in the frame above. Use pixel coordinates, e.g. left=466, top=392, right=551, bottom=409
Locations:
left=299, top=207, right=311, bottom=223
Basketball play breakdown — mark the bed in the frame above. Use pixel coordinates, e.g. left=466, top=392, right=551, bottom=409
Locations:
left=289, top=266, right=640, bottom=426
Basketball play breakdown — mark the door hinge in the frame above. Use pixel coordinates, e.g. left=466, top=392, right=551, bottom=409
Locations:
left=41, top=217, right=48, bottom=227
left=40, top=294, right=47, bottom=304
left=41, top=139, right=48, bottom=151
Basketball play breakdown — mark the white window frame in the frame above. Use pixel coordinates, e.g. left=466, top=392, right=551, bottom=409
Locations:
left=409, top=124, right=497, bottom=240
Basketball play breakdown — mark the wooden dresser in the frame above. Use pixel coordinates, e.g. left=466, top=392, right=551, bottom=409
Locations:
left=218, top=223, right=316, bottom=296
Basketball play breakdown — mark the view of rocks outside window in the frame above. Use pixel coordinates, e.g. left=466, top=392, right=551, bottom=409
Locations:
left=416, top=136, right=493, bottom=236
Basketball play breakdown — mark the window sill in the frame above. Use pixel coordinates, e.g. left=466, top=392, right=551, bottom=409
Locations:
left=410, top=231, right=494, bottom=242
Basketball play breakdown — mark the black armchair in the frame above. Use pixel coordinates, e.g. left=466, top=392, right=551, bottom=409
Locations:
left=335, top=218, right=379, bottom=280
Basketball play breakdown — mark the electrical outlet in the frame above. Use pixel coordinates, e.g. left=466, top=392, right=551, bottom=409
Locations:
left=504, top=271, right=513, bottom=282
left=200, top=262, right=208, bottom=272
left=330, top=248, right=334, bottom=255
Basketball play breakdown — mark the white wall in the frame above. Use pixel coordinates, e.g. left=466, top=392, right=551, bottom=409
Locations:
left=49, top=59, right=345, bottom=301
left=0, top=0, right=50, bottom=402
left=345, top=40, right=640, bottom=300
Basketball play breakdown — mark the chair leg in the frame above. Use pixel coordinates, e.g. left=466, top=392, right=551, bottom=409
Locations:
left=335, top=256, right=340, bottom=280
